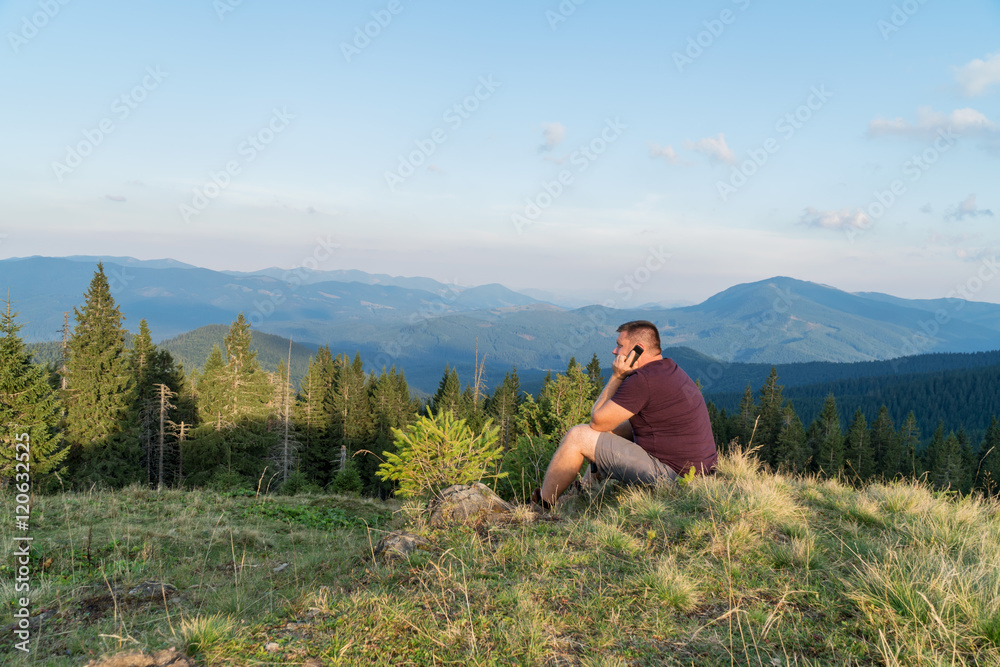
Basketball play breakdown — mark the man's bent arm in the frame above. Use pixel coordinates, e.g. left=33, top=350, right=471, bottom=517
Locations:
left=591, top=375, right=634, bottom=431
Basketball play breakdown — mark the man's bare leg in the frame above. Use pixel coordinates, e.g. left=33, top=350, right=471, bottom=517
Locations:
left=539, top=424, right=600, bottom=505
left=581, top=420, right=633, bottom=488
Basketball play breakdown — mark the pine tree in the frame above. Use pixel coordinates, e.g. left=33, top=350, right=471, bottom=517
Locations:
left=869, top=405, right=899, bottom=479
left=487, top=368, right=522, bottom=450
left=585, top=354, right=603, bottom=399
left=809, top=394, right=844, bottom=477
left=63, top=263, right=140, bottom=487
left=0, top=300, right=68, bottom=486
left=326, top=353, right=372, bottom=485
left=735, top=384, right=757, bottom=448
left=899, top=412, right=921, bottom=480
left=773, top=404, right=808, bottom=473
left=365, top=366, right=418, bottom=497
left=294, top=346, right=336, bottom=484
left=222, top=312, right=272, bottom=421
left=757, top=367, right=785, bottom=466
left=538, top=358, right=593, bottom=438
left=975, top=416, right=1000, bottom=495
left=843, top=408, right=874, bottom=483
left=196, top=345, right=228, bottom=427
left=429, top=365, right=461, bottom=416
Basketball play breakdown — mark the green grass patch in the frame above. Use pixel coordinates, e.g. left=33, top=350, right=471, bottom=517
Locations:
left=6, top=450, right=1000, bottom=665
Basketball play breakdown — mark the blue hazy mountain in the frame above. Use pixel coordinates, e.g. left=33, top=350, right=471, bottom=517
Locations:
left=4, top=258, right=1000, bottom=395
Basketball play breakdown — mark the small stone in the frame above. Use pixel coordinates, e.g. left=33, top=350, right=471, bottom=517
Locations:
left=264, top=642, right=280, bottom=653
left=373, top=530, right=433, bottom=561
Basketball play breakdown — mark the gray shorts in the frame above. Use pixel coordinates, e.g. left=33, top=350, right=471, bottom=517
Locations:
left=594, top=432, right=678, bottom=485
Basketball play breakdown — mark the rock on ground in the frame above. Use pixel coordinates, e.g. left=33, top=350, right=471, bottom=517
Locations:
left=85, top=647, right=196, bottom=667
left=373, top=530, right=433, bottom=561
left=427, top=483, right=515, bottom=527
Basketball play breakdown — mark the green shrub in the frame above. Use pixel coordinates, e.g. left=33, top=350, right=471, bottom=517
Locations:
left=376, top=409, right=505, bottom=498
left=279, top=471, right=321, bottom=495
left=495, top=435, right=558, bottom=501
left=329, top=463, right=363, bottom=496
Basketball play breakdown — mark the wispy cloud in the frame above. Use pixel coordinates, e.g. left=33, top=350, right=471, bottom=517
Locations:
left=868, top=106, right=996, bottom=138
left=798, top=207, right=869, bottom=231
left=955, top=52, right=1000, bottom=97
left=683, top=133, right=736, bottom=165
left=648, top=142, right=680, bottom=164
left=946, top=194, right=994, bottom=221
left=539, top=122, right=565, bottom=152
left=105, top=194, right=127, bottom=202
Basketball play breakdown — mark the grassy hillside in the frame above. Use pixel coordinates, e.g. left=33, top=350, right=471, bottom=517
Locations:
left=8, top=449, right=1000, bottom=665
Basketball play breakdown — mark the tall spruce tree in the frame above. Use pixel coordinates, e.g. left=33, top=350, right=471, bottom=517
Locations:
left=869, top=405, right=899, bottom=479
left=294, top=345, right=337, bottom=484
left=976, top=416, right=1000, bottom=495
left=809, top=394, right=844, bottom=477
left=585, top=354, right=603, bottom=400
left=736, top=385, right=757, bottom=448
left=365, top=366, right=418, bottom=496
left=63, top=263, right=140, bottom=487
left=843, top=408, right=874, bottom=483
left=757, top=367, right=785, bottom=466
left=326, top=353, right=372, bottom=484
left=429, top=365, right=461, bottom=417
left=773, top=404, right=808, bottom=473
left=487, top=368, right=522, bottom=450
left=0, top=300, right=68, bottom=486
left=538, top=358, right=593, bottom=438
left=898, top=412, right=921, bottom=480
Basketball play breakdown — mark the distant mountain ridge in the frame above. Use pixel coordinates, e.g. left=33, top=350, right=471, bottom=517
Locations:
left=4, top=257, right=1000, bottom=395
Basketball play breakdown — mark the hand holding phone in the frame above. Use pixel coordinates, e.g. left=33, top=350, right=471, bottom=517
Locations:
left=627, top=344, right=643, bottom=368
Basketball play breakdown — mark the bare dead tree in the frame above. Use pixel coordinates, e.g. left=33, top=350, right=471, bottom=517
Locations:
left=153, top=383, right=177, bottom=490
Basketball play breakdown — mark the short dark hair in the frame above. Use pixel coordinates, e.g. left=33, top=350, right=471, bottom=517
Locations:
left=616, top=320, right=661, bottom=352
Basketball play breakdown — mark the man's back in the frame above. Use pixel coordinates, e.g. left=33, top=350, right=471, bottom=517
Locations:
left=611, top=358, right=718, bottom=474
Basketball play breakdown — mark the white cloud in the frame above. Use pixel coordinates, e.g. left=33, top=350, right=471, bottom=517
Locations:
left=539, top=122, right=565, bottom=151
left=648, top=142, right=680, bottom=164
left=798, top=207, right=869, bottom=231
left=868, top=106, right=997, bottom=138
left=105, top=194, right=126, bottom=202
left=946, top=194, right=994, bottom=221
left=684, top=133, right=736, bottom=165
left=955, top=53, right=1000, bottom=97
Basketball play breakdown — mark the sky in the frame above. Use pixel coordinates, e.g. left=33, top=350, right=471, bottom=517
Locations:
left=2, top=0, right=999, bottom=307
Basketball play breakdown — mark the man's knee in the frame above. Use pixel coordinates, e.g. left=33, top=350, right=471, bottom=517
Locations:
left=564, top=424, right=600, bottom=459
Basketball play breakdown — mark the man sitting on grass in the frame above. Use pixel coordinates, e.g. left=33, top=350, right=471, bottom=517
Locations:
left=532, top=320, right=717, bottom=509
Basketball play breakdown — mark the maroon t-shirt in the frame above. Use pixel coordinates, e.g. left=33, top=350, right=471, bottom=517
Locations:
left=610, top=358, right=717, bottom=475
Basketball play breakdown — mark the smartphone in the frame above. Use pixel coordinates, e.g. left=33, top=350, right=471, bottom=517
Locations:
left=627, top=344, right=644, bottom=368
